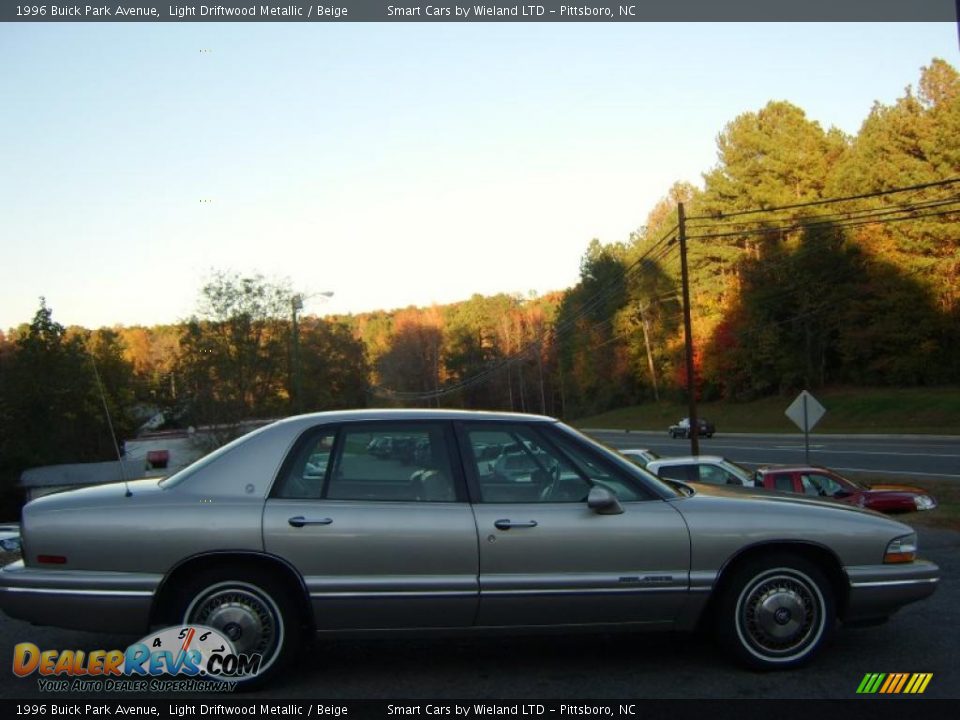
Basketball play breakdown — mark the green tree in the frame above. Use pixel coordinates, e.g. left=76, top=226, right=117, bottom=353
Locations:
left=179, top=272, right=292, bottom=431
left=295, top=317, right=370, bottom=411
left=0, top=301, right=135, bottom=516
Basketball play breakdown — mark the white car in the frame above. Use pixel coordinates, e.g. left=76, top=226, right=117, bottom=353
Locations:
left=619, top=448, right=660, bottom=468
left=646, top=455, right=754, bottom=487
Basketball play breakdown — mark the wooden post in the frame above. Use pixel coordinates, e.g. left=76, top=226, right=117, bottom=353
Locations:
left=678, top=203, right=700, bottom=456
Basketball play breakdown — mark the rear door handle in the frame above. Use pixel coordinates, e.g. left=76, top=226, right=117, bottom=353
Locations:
left=494, top=519, right=538, bottom=530
left=288, top=516, right=333, bottom=528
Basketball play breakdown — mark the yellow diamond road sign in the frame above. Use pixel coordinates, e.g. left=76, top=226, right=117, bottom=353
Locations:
left=785, top=390, right=826, bottom=432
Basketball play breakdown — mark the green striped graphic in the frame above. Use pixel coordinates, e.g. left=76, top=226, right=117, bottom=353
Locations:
left=856, top=673, right=875, bottom=694
left=856, top=672, right=933, bottom=694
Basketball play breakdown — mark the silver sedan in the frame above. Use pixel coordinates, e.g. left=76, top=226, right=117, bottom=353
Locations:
left=0, top=410, right=939, bottom=684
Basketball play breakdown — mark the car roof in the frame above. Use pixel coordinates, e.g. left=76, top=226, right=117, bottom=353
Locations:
left=275, top=408, right=559, bottom=427
left=756, top=465, right=832, bottom=474
left=648, top=455, right=726, bottom=465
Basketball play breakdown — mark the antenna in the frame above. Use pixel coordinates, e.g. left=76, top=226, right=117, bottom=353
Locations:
left=88, top=351, right=132, bottom=498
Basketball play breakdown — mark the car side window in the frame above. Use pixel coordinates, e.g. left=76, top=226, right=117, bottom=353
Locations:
left=275, top=423, right=458, bottom=502
left=657, top=464, right=693, bottom=483
left=464, top=425, right=590, bottom=503
left=272, top=430, right=337, bottom=499
left=544, top=428, right=647, bottom=501
left=800, top=474, right=822, bottom=496
left=809, top=473, right=843, bottom=495
left=772, top=474, right=794, bottom=492
left=698, top=464, right=736, bottom=485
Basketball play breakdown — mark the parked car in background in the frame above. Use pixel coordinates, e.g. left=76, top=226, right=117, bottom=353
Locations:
left=646, top=455, right=754, bottom=486
left=0, top=410, right=939, bottom=685
left=755, top=466, right=938, bottom=513
left=669, top=417, right=715, bottom=439
left=0, top=525, right=21, bottom=553
left=619, top=448, right=660, bottom=468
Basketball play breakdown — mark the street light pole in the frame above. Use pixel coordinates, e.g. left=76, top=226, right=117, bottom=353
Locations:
left=291, top=294, right=304, bottom=414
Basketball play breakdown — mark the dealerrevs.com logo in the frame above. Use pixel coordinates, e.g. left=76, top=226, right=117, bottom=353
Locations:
left=12, top=625, right=263, bottom=692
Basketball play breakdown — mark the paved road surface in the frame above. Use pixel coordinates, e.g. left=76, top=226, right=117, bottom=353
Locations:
left=584, top=430, right=960, bottom=479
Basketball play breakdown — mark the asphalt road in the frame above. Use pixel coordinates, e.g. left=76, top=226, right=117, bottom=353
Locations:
left=1, top=526, right=956, bottom=701
left=584, top=430, right=960, bottom=480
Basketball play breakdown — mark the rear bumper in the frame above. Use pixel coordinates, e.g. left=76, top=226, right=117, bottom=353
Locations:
left=844, top=559, right=939, bottom=623
left=0, top=560, right=159, bottom=633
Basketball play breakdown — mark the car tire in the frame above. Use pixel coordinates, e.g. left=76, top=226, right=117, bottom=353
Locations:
left=176, top=568, right=302, bottom=687
left=715, top=553, right=835, bottom=670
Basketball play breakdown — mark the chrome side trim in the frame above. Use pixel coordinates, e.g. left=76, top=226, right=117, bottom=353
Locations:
left=311, top=590, right=476, bottom=598
left=310, top=586, right=688, bottom=599
left=849, top=578, right=940, bottom=589
left=485, top=587, right=683, bottom=596
left=1, top=586, right=153, bottom=597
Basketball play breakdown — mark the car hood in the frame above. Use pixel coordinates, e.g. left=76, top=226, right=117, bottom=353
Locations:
left=864, top=483, right=929, bottom=495
left=678, top=482, right=889, bottom=518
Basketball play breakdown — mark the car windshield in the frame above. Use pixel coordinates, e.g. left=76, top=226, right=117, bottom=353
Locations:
left=837, top=472, right=869, bottom=490
left=718, top=459, right=753, bottom=484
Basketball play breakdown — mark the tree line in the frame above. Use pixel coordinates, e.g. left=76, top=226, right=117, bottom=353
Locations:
left=1, top=58, right=957, bottom=515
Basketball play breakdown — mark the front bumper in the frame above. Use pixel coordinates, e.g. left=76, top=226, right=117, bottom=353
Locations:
left=844, top=559, right=939, bottom=623
left=0, top=560, right=160, bottom=633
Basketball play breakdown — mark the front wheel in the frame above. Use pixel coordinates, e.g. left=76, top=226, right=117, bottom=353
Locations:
left=177, top=569, right=301, bottom=686
left=716, top=554, right=835, bottom=670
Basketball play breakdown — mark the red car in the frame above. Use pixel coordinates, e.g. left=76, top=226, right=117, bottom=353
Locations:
left=754, top=466, right=937, bottom=514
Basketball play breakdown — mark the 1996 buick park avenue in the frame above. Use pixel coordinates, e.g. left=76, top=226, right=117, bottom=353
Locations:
left=0, top=410, right=939, bottom=684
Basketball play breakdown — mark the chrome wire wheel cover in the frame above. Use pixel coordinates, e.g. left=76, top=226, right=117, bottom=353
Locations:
left=735, top=569, right=825, bottom=663
left=185, top=581, right=284, bottom=672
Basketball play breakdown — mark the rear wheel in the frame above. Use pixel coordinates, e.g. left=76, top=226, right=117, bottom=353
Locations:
left=176, top=568, right=301, bottom=686
left=716, top=554, right=835, bottom=670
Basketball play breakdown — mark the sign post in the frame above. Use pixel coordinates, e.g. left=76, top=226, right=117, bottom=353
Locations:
left=785, top=390, right=826, bottom=464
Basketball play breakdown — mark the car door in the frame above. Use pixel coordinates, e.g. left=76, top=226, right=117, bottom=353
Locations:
left=459, top=421, right=690, bottom=628
left=262, top=421, right=478, bottom=630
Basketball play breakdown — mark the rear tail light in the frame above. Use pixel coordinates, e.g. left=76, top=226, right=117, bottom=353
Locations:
left=37, top=555, right=67, bottom=565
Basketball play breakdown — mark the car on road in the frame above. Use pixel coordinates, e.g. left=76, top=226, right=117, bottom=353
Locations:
left=754, top=466, right=938, bottom=513
left=619, top=448, right=660, bottom=468
left=0, top=409, right=939, bottom=684
left=669, top=417, right=715, bottom=439
left=646, top=455, right=755, bottom=487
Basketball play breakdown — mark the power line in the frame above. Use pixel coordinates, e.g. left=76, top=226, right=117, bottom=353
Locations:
left=686, top=176, right=960, bottom=222
left=686, top=198, right=960, bottom=242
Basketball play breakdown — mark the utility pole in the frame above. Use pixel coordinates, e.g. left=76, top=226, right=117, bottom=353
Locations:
left=678, top=202, right=700, bottom=455
left=638, top=302, right=659, bottom=402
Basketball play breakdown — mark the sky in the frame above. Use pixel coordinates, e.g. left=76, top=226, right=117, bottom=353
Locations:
left=1, top=22, right=958, bottom=331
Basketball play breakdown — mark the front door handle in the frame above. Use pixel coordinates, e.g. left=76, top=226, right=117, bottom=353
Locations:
left=288, top=516, right=333, bottom=528
left=494, top=519, right=538, bottom=530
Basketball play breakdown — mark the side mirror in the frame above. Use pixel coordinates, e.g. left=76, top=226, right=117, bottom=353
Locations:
left=587, top=486, right=624, bottom=515
left=834, top=490, right=852, bottom=499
